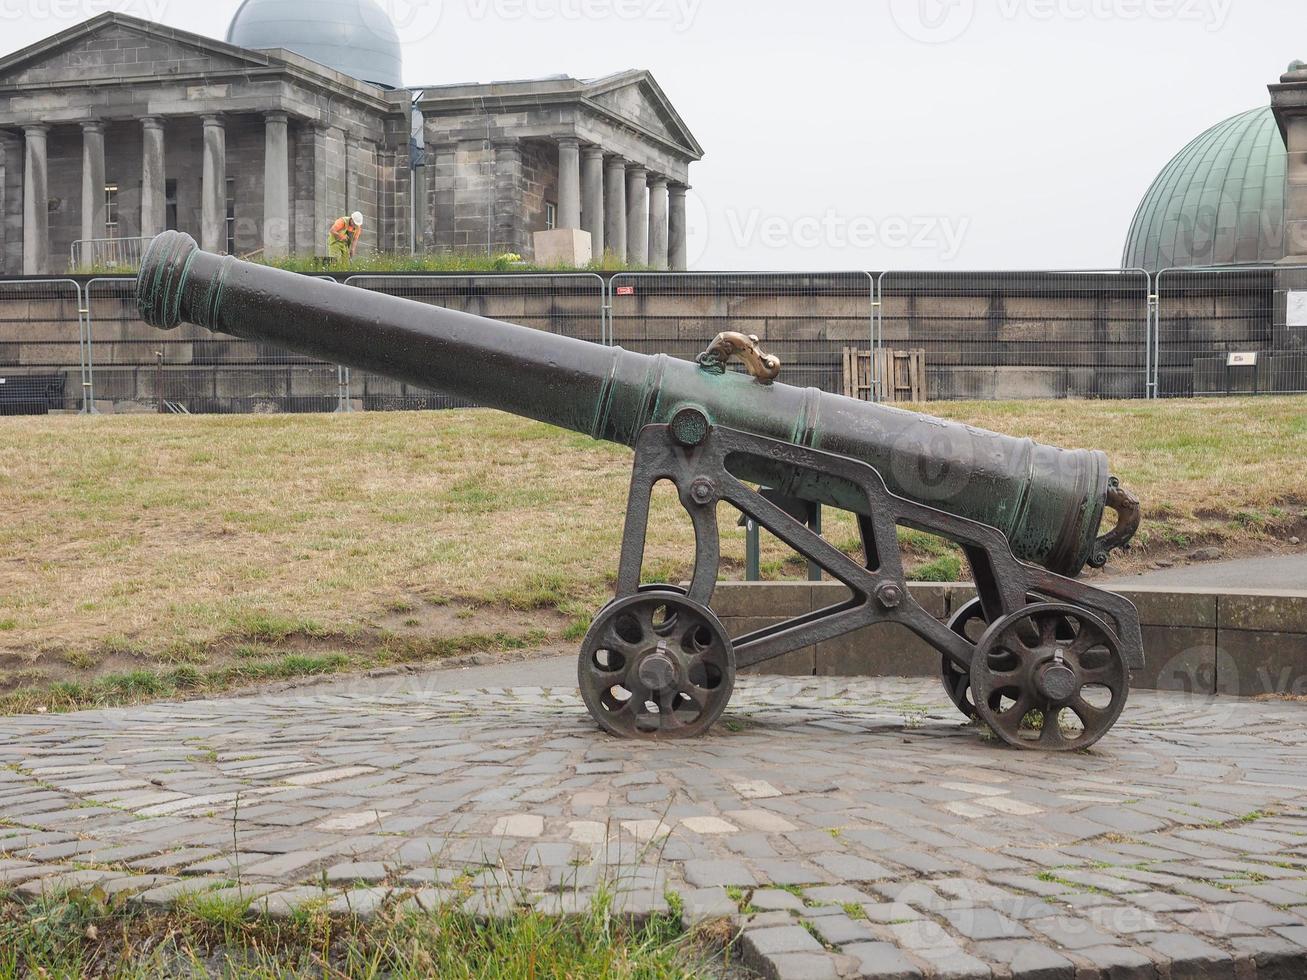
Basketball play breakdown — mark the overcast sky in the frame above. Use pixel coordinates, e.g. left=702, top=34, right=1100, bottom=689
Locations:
left=4, top=0, right=1304, bottom=269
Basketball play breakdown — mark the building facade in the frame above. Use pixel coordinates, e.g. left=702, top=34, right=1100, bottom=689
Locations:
left=0, top=5, right=703, bottom=275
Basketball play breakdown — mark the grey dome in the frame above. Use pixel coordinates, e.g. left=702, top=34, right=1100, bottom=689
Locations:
left=227, top=0, right=403, bottom=90
left=1123, top=107, right=1287, bottom=271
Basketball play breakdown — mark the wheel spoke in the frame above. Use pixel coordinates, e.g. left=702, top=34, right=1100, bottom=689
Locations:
left=1039, top=709, right=1070, bottom=747
left=656, top=686, right=686, bottom=730
left=1068, top=622, right=1107, bottom=659
left=1071, top=695, right=1107, bottom=730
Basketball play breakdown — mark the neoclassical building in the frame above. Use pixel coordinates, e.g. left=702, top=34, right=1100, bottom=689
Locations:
left=0, top=0, right=703, bottom=275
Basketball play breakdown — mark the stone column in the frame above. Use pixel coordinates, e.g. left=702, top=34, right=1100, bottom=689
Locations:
left=81, top=121, right=106, bottom=247
left=201, top=114, right=227, bottom=253
left=140, top=117, right=166, bottom=239
left=604, top=156, right=627, bottom=262
left=556, top=138, right=581, bottom=230
left=430, top=142, right=456, bottom=251
left=626, top=166, right=649, bottom=266
left=263, top=111, right=290, bottom=258
left=22, top=125, right=49, bottom=275
left=648, top=176, right=669, bottom=270
left=668, top=183, right=689, bottom=271
left=581, top=145, right=604, bottom=254
left=492, top=138, right=524, bottom=254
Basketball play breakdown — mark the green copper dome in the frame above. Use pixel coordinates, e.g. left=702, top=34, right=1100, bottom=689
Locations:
left=1123, top=107, right=1287, bottom=270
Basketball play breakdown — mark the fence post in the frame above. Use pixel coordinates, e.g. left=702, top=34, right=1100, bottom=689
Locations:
left=1147, top=276, right=1159, bottom=400
left=75, top=281, right=98, bottom=414
left=870, top=272, right=882, bottom=403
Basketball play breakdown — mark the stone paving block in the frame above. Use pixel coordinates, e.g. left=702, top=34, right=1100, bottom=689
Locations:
left=1228, top=935, right=1307, bottom=980
left=324, top=861, right=388, bottom=884
left=758, top=952, right=841, bottom=979
left=1137, top=932, right=1234, bottom=979
left=973, top=939, right=1073, bottom=978
left=843, top=941, right=924, bottom=978
left=742, top=924, right=827, bottom=959
left=806, top=913, right=874, bottom=945
left=940, top=907, right=1029, bottom=941
left=679, top=885, right=738, bottom=924
left=752, top=888, right=806, bottom=912
left=327, top=887, right=392, bottom=919
left=683, top=859, right=756, bottom=888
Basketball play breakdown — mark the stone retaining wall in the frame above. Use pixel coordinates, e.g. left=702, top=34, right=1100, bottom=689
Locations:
left=0, top=271, right=1296, bottom=412
left=714, top=581, right=1307, bottom=698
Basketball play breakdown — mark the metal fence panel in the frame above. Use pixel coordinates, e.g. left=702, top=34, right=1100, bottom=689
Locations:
left=342, top=274, right=606, bottom=411
left=85, top=276, right=343, bottom=415
left=608, top=272, right=876, bottom=396
left=71, top=236, right=154, bottom=272
left=1155, top=266, right=1307, bottom=397
left=0, top=279, right=89, bottom=415
left=877, top=270, right=1152, bottom=401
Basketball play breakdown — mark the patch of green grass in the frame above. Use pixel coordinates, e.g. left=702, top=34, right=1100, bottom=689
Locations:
left=908, top=555, right=963, bottom=583
left=0, top=619, right=15, bottom=632
left=0, top=885, right=720, bottom=978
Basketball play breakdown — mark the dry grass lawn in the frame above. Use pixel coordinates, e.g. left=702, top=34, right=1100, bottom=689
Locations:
left=0, top=398, right=1303, bottom=709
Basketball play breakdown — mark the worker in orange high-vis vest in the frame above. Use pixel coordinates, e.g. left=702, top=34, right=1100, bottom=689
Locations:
left=328, top=211, right=364, bottom=266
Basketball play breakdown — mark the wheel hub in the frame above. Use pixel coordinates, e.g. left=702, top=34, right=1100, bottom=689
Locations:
left=637, top=649, right=678, bottom=690
left=1037, top=662, right=1077, bottom=702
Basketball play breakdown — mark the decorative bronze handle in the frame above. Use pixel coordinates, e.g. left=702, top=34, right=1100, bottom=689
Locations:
left=1089, top=478, right=1142, bottom=569
left=697, top=332, right=781, bottom=383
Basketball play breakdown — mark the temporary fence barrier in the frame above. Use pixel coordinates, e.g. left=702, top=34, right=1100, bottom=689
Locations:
left=0, top=279, right=89, bottom=414
left=876, top=270, right=1153, bottom=401
left=1154, top=266, right=1307, bottom=397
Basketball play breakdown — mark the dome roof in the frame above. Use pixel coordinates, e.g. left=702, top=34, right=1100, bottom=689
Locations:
left=227, top=0, right=403, bottom=90
left=1123, top=107, right=1287, bottom=270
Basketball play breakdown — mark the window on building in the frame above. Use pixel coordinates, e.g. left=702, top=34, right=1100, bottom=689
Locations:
left=226, top=177, right=237, bottom=255
left=104, top=183, right=119, bottom=239
left=165, top=180, right=178, bottom=232
left=545, top=202, right=557, bottom=231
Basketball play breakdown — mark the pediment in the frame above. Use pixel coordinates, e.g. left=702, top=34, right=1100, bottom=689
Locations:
left=0, top=13, right=271, bottom=87
left=585, top=71, right=704, bottom=159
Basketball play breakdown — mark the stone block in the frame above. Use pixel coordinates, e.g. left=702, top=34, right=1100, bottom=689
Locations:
left=1219, top=592, right=1307, bottom=634
left=1117, top=588, right=1218, bottom=629
left=531, top=228, right=591, bottom=266
left=714, top=583, right=813, bottom=619
left=1215, top=629, right=1307, bottom=697
left=1132, top=626, right=1218, bottom=695
left=814, top=622, right=939, bottom=678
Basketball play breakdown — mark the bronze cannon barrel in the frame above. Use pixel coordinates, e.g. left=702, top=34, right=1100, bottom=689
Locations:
left=137, top=232, right=1138, bottom=577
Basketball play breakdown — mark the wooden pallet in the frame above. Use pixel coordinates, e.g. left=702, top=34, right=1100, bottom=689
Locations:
left=842, top=348, right=926, bottom=403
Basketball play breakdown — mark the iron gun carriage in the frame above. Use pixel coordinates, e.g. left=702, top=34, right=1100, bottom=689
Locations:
left=138, top=231, right=1145, bottom=751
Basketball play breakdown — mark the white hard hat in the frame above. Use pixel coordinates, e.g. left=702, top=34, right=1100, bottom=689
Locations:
left=351, top=211, right=364, bottom=226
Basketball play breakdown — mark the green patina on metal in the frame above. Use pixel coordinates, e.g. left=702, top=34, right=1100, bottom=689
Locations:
left=137, top=231, right=1137, bottom=577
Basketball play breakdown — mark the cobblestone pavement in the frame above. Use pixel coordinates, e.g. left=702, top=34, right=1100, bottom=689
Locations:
left=2, top=678, right=1306, bottom=979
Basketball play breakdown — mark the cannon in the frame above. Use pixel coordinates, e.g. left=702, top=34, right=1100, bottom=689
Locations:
left=137, top=232, right=1145, bottom=751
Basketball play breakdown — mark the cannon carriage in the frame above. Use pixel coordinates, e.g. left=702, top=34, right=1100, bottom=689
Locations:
left=138, top=232, right=1145, bottom=751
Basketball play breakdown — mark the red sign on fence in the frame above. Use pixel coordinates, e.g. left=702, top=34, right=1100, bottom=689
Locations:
left=616, top=286, right=635, bottom=296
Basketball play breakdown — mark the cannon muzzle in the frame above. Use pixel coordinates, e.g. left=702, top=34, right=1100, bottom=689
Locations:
left=137, top=231, right=1139, bottom=577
